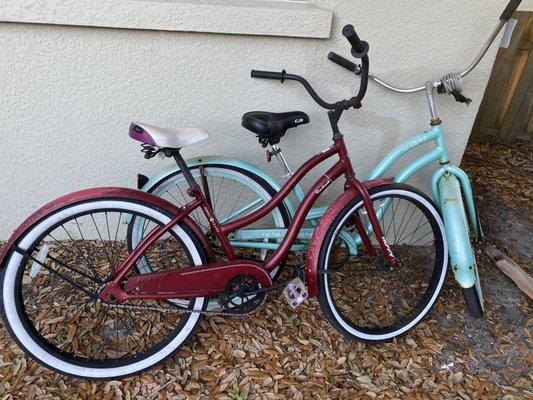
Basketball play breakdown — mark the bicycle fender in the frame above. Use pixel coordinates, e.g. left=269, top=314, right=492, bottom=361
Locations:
left=431, top=165, right=483, bottom=241
left=139, top=155, right=296, bottom=217
left=438, top=175, right=477, bottom=288
left=0, top=188, right=216, bottom=269
left=305, top=178, right=393, bottom=297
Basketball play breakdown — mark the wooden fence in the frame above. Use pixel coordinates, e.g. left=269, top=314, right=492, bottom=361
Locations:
left=472, top=11, right=532, bottom=144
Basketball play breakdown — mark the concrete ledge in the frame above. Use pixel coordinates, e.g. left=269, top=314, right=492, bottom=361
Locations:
left=0, top=0, right=332, bottom=38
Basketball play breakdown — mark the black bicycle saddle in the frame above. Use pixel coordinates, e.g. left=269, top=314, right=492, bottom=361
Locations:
left=242, top=111, right=310, bottom=147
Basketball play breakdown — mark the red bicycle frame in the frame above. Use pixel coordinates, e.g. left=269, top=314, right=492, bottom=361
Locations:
left=99, top=133, right=397, bottom=303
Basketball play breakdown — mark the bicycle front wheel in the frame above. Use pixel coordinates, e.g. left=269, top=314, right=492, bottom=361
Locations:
left=1, top=195, right=208, bottom=379
left=317, top=184, right=448, bottom=343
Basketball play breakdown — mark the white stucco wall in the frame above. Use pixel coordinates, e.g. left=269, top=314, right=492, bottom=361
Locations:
left=0, top=0, right=531, bottom=239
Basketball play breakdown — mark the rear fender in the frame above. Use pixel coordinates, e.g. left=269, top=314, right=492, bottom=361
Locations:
left=0, top=188, right=216, bottom=269
left=306, top=178, right=394, bottom=297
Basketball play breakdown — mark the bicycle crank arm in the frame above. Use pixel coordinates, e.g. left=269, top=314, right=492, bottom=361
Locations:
left=99, top=260, right=273, bottom=302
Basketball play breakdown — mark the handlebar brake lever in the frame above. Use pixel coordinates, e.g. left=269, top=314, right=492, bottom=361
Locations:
left=451, top=90, right=472, bottom=106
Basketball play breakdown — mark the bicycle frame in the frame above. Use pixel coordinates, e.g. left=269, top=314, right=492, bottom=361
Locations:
left=99, top=134, right=397, bottom=302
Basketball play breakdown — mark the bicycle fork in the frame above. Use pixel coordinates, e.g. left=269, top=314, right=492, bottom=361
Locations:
left=347, top=177, right=399, bottom=268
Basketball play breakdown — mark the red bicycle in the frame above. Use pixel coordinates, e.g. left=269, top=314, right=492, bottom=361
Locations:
left=0, top=25, right=447, bottom=378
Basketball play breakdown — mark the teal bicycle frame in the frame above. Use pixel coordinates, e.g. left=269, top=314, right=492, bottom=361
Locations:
left=141, top=120, right=482, bottom=290
left=224, top=122, right=482, bottom=270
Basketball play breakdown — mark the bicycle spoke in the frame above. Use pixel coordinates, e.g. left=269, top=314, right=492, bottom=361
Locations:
left=89, top=214, right=115, bottom=267
left=223, top=182, right=247, bottom=223
left=58, top=224, right=99, bottom=276
left=384, top=199, right=396, bottom=239
left=213, top=177, right=225, bottom=212
left=72, top=218, right=100, bottom=277
left=16, top=246, right=98, bottom=299
left=402, top=220, right=430, bottom=245
left=395, top=204, right=418, bottom=244
left=396, top=201, right=412, bottom=240
left=174, top=183, right=208, bottom=231
left=408, top=229, right=434, bottom=246
left=391, top=198, right=398, bottom=243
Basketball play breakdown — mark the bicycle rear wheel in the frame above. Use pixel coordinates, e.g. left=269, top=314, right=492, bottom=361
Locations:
left=1, top=196, right=207, bottom=379
left=317, top=184, right=448, bottom=343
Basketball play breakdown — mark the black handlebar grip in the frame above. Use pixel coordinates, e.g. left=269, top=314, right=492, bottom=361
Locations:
left=328, top=52, right=359, bottom=73
left=251, top=70, right=285, bottom=81
left=500, top=0, right=522, bottom=21
left=342, top=24, right=365, bottom=54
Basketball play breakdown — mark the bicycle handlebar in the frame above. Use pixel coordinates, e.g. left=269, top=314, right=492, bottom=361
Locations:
left=328, top=52, right=360, bottom=73
left=328, top=1, right=522, bottom=94
left=342, top=24, right=368, bottom=56
left=251, top=24, right=370, bottom=111
left=251, top=69, right=338, bottom=109
left=250, top=70, right=286, bottom=81
left=341, top=24, right=369, bottom=107
left=500, top=0, right=522, bottom=21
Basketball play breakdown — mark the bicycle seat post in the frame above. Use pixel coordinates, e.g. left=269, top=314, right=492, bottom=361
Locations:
left=269, top=144, right=293, bottom=180
left=173, top=151, right=202, bottom=197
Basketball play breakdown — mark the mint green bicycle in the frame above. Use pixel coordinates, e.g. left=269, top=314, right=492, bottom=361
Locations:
left=134, top=1, right=523, bottom=318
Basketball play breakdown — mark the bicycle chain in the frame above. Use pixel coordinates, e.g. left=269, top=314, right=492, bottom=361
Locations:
left=96, top=283, right=265, bottom=317
left=99, top=298, right=264, bottom=317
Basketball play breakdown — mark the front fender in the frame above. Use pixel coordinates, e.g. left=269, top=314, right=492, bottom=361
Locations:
left=0, top=188, right=216, bottom=269
left=438, top=175, right=477, bottom=288
left=140, top=155, right=296, bottom=217
left=305, top=178, right=393, bottom=297
left=431, top=165, right=482, bottom=241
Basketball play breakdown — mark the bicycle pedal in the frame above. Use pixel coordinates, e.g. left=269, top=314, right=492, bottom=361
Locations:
left=282, top=278, right=308, bottom=309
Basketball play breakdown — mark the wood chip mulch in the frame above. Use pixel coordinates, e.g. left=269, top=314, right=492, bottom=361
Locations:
left=0, top=139, right=531, bottom=399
